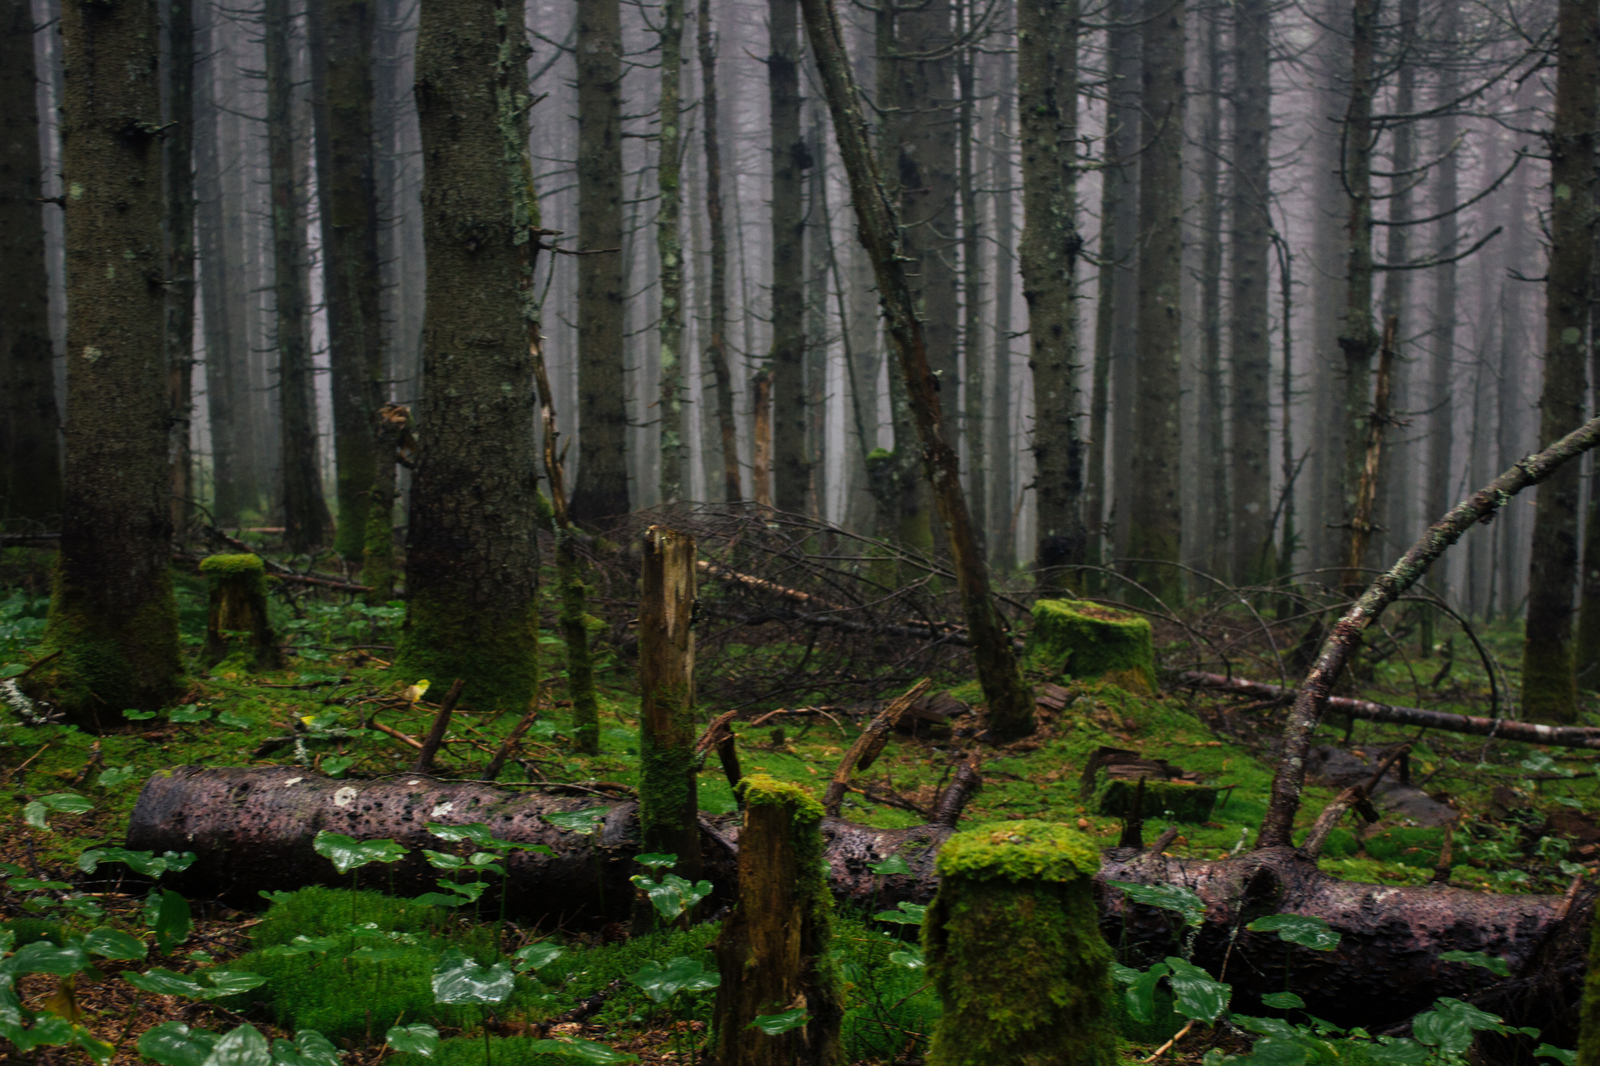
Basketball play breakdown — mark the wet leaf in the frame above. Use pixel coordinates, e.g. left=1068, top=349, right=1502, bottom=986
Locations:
left=1247, top=914, right=1341, bottom=952
left=431, top=949, right=513, bottom=1006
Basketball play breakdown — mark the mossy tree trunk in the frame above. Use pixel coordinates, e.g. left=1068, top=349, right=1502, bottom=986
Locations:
left=38, top=0, right=183, bottom=725
left=361, top=403, right=411, bottom=603
left=309, top=0, right=384, bottom=562
left=638, top=527, right=700, bottom=881
left=397, top=0, right=541, bottom=712
left=925, top=821, right=1114, bottom=1066
left=713, top=775, right=842, bottom=1066
left=1522, top=0, right=1596, bottom=723
left=0, top=0, right=62, bottom=530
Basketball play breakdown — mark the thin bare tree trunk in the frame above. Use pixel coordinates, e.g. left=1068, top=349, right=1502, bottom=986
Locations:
left=987, top=59, right=1016, bottom=573
left=697, top=0, right=741, bottom=504
left=1194, top=10, right=1226, bottom=579
left=770, top=0, right=809, bottom=514
left=658, top=0, right=687, bottom=505
left=958, top=5, right=984, bottom=555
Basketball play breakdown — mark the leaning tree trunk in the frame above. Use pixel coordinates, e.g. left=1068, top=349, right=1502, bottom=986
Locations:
left=799, top=0, right=1035, bottom=741
left=128, top=766, right=1588, bottom=1038
left=34, top=0, right=183, bottom=725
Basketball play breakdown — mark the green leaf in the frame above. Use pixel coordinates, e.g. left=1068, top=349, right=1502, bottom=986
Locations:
left=123, top=709, right=160, bottom=721
left=96, top=765, right=140, bottom=789
left=888, top=949, right=924, bottom=970
left=202, top=1023, right=272, bottom=1066
left=1247, top=914, right=1341, bottom=952
left=3, top=941, right=89, bottom=976
left=749, top=1009, right=809, bottom=1035
left=872, top=901, right=927, bottom=926
left=1110, top=881, right=1205, bottom=927
left=81, top=927, right=147, bottom=961
left=544, top=808, right=608, bottom=834
left=268, top=1029, right=340, bottom=1066
left=1164, top=957, right=1231, bottom=1022
left=1413, top=997, right=1504, bottom=1056
left=78, top=846, right=195, bottom=877
left=137, top=1021, right=220, bottom=1066
left=869, top=854, right=911, bottom=876
left=311, top=832, right=407, bottom=874
left=1260, top=992, right=1304, bottom=1010
left=170, top=706, right=212, bottom=724
left=23, top=792, right=92, bottom=830
left=629, top=872, right=712, bottom=921
left=518, top=1037, right=638, bottom=1064
left=431, top=949, right=514, bottom=1006
left=1363, top=1038, right=1429, bottom=1065
left=1116, top=962, right=1169, bottom=1023
left=628, top=956, right=720, bottom=1004
left=1437, top=950, right=1510, bottom=977
left=386, top=1023, right=440, bottom=1057
left=124, top=969, right=266, bottom=1001
left=633, top=853, right=677, bottom=870
left=1237, top=1036, right=1306, bottom=1065
left=412, top=892, right=472, bottom=909
left=320, top=756, right=354, bottom=779
left=512, top=942, right=564, bottom=973
left=149, top=888, right=193, bottom=952
left=216, top=711, right=254, bottom=730
left=1534, top=1045, right=1577, bottom=1065
left=422, top=850, right=466, bottom=870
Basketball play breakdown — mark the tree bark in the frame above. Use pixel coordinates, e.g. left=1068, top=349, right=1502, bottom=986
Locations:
left=799, top=0, right=1034, bottom=740
left=987, top=57, right=1016, bottom=573
left=658, top=0, right=687, bottom=505
left=570, top=0, right=630, bottom=526
left=697, top=0, right=742, bottom=503
left=769, top=0, right=810, bottom=515
left=164, top=0, right=196, bottom=537
left=958, top=11, right=984, bottom=557
left=35, top=0, right=183, bottom=723
left=396, top=0, right=541, bottom=711
left=1018, top=0, right=1085, bottom=589
left=1194, top=10, right=1226, bottom=579
left=1424, top=5, right=1458, bottom=573
left=0, top=0, right=62, bottom=530
left=638, top=527, right=701, bottom=882
left=1523, top=0, right=1597, bottom=723
left=309, top=0, right=384, bottom=562
left=1127, top=0, right=1184, bottom=603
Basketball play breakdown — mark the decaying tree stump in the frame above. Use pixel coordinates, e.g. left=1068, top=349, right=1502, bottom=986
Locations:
left=638, top=526, right=700, bottom=885
left=925, top=821, right=1115, bottom=1066
left=1026, top=599, right=1156, bottom=695
left=198, top=554, right=280, bottom=669
left=713, top=774, right=843, bottom=1066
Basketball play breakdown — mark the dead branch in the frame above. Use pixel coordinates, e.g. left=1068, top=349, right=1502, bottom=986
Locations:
left=822, top=679, right=932, bottom=816
left=414, top=680, right=466, bottom=773
left=1302, top=744, right=1411, bottom=859
left=930, top=753, right=983, bottom=827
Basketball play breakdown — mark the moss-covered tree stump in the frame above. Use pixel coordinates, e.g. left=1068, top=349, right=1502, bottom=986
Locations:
left=199, top=554, right=280, bottom=669
left=925, top=820, right=1116, bottom=1066
left=714, top=774, right=842, bottom=1066
left=1026, top=599, right=1156, bottom=694
left=1581, top=912, right=1599, bottom=1066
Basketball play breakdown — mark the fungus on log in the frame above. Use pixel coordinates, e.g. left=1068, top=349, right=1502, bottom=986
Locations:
left=925, top=820, right=1116, bottom=1066
left=198, top=554, right=280, bottom=669
left=1026, top=600, right=1155, bottom=694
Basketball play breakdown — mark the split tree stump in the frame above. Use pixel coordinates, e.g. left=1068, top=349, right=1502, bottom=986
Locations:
left=925, top=820, right=1115, bottom=1066
left=198, top=554, right=280, bottom=669
left=637, top=526, right=700, bottom=884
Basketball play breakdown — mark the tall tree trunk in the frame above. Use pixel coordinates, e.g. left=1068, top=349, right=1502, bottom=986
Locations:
left=164, top=0, right=196, bottom=537
left=1228, top=0, right=1271, bottom=585
left=397, top=0, right=541, bottom=711
left=571, top=0, right=629, bottom=526
left=1424, top=5, right=1457, bottom=569
left=1105, top=0, right=1140, bottom=563
left=697, top=0, right=741, bottom=504
left=1522, top=0, right=1597, bottom=723
left=35, top=0, right=182, bottom=723
left=1018, top=0, right=1084, bottom=589
left=1335, top=0, right=1378, bottom=591
left=986, top=59, right=1016, bottom=573
left=805, top=104, right=829, bottom=518
left=658, top=0, right=687, bottom=505
left=1127, top=0, right=1185, bottom=603
left=0, top=0, right=62, bottom=529
left=958, top=9, right=984, bottom=555
left=769, top=0, right=809, bottom=514
left=1194, top=9, right=1226, bottom=579
left=799, top=0, right=1036, bottom=740
left=309, top=0, right=384, bottom=562
left=267, top=0, right=331, bottom=553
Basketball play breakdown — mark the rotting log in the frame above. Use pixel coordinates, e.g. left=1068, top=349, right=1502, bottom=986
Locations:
left=127, top=767, right=1587, bottom=1034
left=1182, top=671, right=1600, bottom=751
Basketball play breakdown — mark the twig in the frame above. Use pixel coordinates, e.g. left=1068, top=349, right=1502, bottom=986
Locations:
left=1302, top=745, right=1410, bottom=859
left=368, top=718, right=424, bottom=751
left=823, top=679, right=932, bottom=816
left=693, top=710, right=744, bottom=792
left=483, top=702, right=544, bottom=782
left=414, top=680, right=466, bottom=773
left=1142, top=1019, right=1196, bottom=1062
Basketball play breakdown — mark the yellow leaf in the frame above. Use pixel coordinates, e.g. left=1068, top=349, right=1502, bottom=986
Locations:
left=43, top=976, right=80, bottom=1022
left=404, top=679, right=431, bottom=703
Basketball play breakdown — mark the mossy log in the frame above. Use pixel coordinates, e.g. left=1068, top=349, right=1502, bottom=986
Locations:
left=925, top=821, right=1115, bottom=1066
left=198, top=554, right=280, bottom=670
left=1026, top=599, right=1155, bottom=694
left=127, top=768, right=1587, bottom=1036
left=713, top=775, right=842, bottom=1066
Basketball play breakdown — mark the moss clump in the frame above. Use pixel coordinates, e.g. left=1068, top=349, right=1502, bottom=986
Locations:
left=1522, top=639, right=1579, bottom=724
left=197, top=553, right=266, bottom=576
left=395, top=592, right=540, bottom=713
left=1026, top=600, right=1156, bottom=695
left=739, top=773, right=825, bottom=818
left=925, top=821, right=1115, bottom=1066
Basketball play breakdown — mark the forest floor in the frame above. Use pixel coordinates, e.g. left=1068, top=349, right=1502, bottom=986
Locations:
left=0, top=542, right=1596, bottom=1065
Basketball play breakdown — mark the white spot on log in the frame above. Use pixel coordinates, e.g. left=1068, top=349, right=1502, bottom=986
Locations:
left=284, top=778, right=303, bottom=786
left=333, top=787, right=359, bottom=808
left=408, top=780, right=420, bottom=785
left=431, top=802, right=454, bottom=817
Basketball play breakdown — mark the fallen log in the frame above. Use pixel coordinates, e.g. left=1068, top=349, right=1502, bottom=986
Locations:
left=1182, top=671, right=1600, bottom=751
left=126, top=767, right=1586, bottom=1034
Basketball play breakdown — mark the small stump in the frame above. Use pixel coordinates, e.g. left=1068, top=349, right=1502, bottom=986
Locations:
left=925, top=820, right=1115, bottom=1066
left=1080, top=746, right=1217, bottom=824
left=199, top=554, right=280, bottom=670
left=713, top=774, right=842, bottom=1066
left=1026, top=599, right=1156, bottom=694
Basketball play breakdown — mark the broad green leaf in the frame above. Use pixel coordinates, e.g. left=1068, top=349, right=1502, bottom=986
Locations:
left=1534, top=1045, right=1577, bottom=1065
left=1364, top=1038, right=1429, bottom=1065
left=1413, top=997, right=1504, bottom=1056
left=8, top=1012, right=75, bottom=1050
left=320, top=757, right=354, bottom=779
left=425, top=822, right=503, bottom=848
left=431, top=949, right=514, bottom=1006
left=3, top=940, right=88, bottom=976
left=872, top=901, right=927, bottom=926
left=137, top=1020, right=220, bottom=1066
left=1110, top=881, right=1205, bottom=927
left=268, top=1029, right=340, bottom=1066
left=169, top=706, right=212, bottom=724
left=24, top=792, right=92, bottom=829
left=749, top=1009, right=809, bottom=1035
left=628, top=956, right=720, bottom=1004
left=148, top=888, right=193, bottom=952
left=96, top=766, right=140, bottom=789
left=81, top=927, right=147, bottom=961
left=544, top=808, right=608, bottom=834
left=512, top=942, right=564, bottom=973
left=311, top=832, right=407, bottom=874
left=1438, top=950, right=1510, bottom=977
left=385, top=1023, right=439, bottom=1057
left=202, top=1023, right=271, bottom=1066
left=869, top=854, right=911, bottom=876
left=630, top=872, right=712, bottom=921
left=1237, top=1036, right=1306, bottom=1066
left=1260, top=992, right=1304, bottom=1010
left=634, top=853, right=677, bottom=870
left=78, top=847, right=196, bottom=877
left=518, top=1037, right=638, bottom=1064
left=422, top=850, right=466, bottom=870
left=888, top=949, right=924, bottom=971
left=1117, top=962, right=1169, bottom=1023
left=124, top=969, right=266, bottom=1001
left=1164, top=957, right=1231, bottom=1022
left=1247, top=914, right=1341, bottom=952
left=412, top=892, right=472, bottom=909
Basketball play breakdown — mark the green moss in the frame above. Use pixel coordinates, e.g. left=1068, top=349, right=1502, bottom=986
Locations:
left=925, top=821, right=1115, bottom=1066
left=362, top=502, right=396, bottom=603
left=935, top=821, right=1101, bottom=883
left=1579, top=909, right=1599, bottom=1066
left=737, top=772, right=824, bottom=819
left=198, top=553, right=265, bottom=576
left=395, top=591, right=540, bottom=712
left=1026, top=600, right=1156, bottom=695
left=1521, top=639, right=1579, bottom=724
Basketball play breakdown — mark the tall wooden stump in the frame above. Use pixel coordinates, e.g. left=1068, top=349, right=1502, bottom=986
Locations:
left=638, top=526, right=701, bottom=890
left=714, top=774, right=842, bottom=1066
left=199, top=554, right=280, bottom=669
left=925, top=820, right=1115, bottom=1066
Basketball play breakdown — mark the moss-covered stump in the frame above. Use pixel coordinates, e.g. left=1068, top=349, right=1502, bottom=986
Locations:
left=1581, top=911, right=1599, bottom=1066
left=1092, top=777, right=1215, bottom=824
left=1027, top=599, right=1156, bottom=694
left=925, top=820, right=1115, bottom=1066
left=199, top=554, right=280, bottom=669
left=714, top=775, right=842, bottom=1066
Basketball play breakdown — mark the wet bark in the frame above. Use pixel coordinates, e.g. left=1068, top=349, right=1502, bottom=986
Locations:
left=770, top=0, right=809, bottom=515
left=164, top=0, right=196, bottom=536
left=657, top=0, right=687, bottom=505
left=957, top=16, right=983, bottom=555
left=697, top=0, right=741, bottom=503
left=1194, top=11, right=1226, bottom=579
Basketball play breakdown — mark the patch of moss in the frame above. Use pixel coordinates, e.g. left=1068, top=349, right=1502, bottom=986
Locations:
left=1027, top=600, right=1156, bottom=695
left=395, top=591, right=540, bottom=713
left=935, top=820, right=1101, bottom=883
left=198, top=554, right=266, bottom=576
